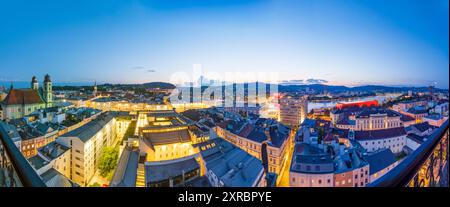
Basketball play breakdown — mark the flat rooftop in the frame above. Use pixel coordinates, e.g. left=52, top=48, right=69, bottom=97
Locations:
left=145, top=157, right=200, bottom=184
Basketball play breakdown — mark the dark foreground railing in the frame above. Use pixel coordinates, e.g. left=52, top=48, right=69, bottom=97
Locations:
left=0, top=126, right=46, bottom=187
left=369, top=120, right=449, bottom=187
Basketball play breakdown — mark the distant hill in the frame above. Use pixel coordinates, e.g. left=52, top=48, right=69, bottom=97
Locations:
left=279, top=84, right=448, bottom=93
left=178, top=82, right=447, bottom=94
left=91, top=81, right=447, bottom=94
left=142, top=82, right=176, bottom=89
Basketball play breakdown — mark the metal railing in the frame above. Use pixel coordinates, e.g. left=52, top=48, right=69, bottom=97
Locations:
left=369, top=120, right=449, bottom=187
left=0, top=126, right=46, bottom=187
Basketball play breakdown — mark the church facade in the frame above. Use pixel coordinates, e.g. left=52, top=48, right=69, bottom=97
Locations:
left=1, top=75, right=53, bottom=120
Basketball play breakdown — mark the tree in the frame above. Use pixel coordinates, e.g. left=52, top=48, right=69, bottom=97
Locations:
left=89, top=182, right=101, bottom=187
left=317, top=127, right=325, bottom=144
left=98, top=147, right=119, bottom=178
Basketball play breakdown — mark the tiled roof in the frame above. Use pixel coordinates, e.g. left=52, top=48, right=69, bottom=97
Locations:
left=301, top=118, right=317, bottom=128
left=355, top=108, right=400, bottom=118
left=406, top=133, right=427, bottom=144
left=334, top=148, right=368, bottom=173
left=145, top=157, right=200, bottom=184
left=181, top=109, right=203, bottom=122
left=3, top=89, right=44, bottom=105
left=364, top=149, right=396, bottom=175
left=406, top=107, right=428, bottom=114
left=290, top=143, right=334, bottom=173
left=354, top=127, right=406, bottom=140
left=411, top=122, right=432, bottom=133
left=142, top=128, right=191, bottom=146
left=38, top=141, right=69, bottom=160
left=41, top=168, right=78, bottom=187
left=424, top=114, right=443, bottom=121
left=61, top=112, right=115, bottom=142
left=217, top=118, right=290, bottom=148
left=400, top=114, right=415, bottom=122
left=28, top=156, right=48, bottom=170
left=336, top=117, right=355, bottom=125
left=197, top=138, right=264, bottom=187
left=110, top=147, right=139, bottom=187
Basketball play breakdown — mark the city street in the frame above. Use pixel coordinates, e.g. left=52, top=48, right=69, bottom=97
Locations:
left=88, top=170, right=109, bottom=187
left=277, top=134, right=295, bottom=187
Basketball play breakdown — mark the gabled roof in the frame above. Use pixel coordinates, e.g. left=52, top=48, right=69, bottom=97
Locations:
left=141, top=128, right=191, bottom=147
left=41, top=168, right=77, bottom=187
left=406, top=107, right=428, bottom=114
left=406, top=133, right=427, bottom=144
left=35, top=123, right=54, bottom=134
left=197, top=138, right=264, bottom=187
left=2, top=89, right=44, bottom=105
left=60, top=112, right=115, bottom=142
left=354, top=127, right=406, bottom=140
left=218, top=118, right=290, bottom=148
left=38, top=141, right=69, bottom=160
left=400, top=114, right=415, bottom=122
left=181, top=109, right=203, bottom=122
left=424, top=113, right=444, bottom=121
left=364, top=149, right=396, bottom=175
left=110, top=147, right=139, bottom=187
left=355, top=108, right=400, bottom=118
left=411, top=122, right=432, bottom=133
left=290, top=143, right=334, bottom=174
left=336, top=117, right=355, bottom=125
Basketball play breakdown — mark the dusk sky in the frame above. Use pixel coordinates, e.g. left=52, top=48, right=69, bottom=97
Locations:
left=0, top=0, right=448, bottom=88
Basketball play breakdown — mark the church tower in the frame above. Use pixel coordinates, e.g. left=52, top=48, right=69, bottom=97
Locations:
left=43, top=74, right=52, bottom=106
left=31, top=76, right=38, bottom=90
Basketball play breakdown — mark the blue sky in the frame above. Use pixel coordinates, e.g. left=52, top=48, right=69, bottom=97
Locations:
left=0, top=0, right=448, bottom=88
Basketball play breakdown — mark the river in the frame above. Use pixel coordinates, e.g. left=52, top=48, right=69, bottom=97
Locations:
left=307, top=93, right=402, bottom=110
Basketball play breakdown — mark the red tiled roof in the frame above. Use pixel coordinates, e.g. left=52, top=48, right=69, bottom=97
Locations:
left=3, top=89, right=43, bottom=105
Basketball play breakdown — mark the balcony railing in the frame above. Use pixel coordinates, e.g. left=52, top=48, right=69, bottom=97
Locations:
left=369, top=120, right=449, bottom=187
left=0, top=126, right=46, bottom=187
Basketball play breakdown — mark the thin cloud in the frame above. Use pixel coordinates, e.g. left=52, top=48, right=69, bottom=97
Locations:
left=305, top=79, right=328, bottom=84
left=131, top=66, right=156, bottom=73
left=132, top=66, right=145, bottom=70
left=280, top=79, right=329, bottom=85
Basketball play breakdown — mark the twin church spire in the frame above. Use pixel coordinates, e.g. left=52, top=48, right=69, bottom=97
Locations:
left=30, top=74, right=52, bottom=104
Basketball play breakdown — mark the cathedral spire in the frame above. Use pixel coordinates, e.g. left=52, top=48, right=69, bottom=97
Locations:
left=31, top=76, right=38, bottom=90
left=43, top=74, right=52, bottom=106
left=44, top=74, right=51, bottom=83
